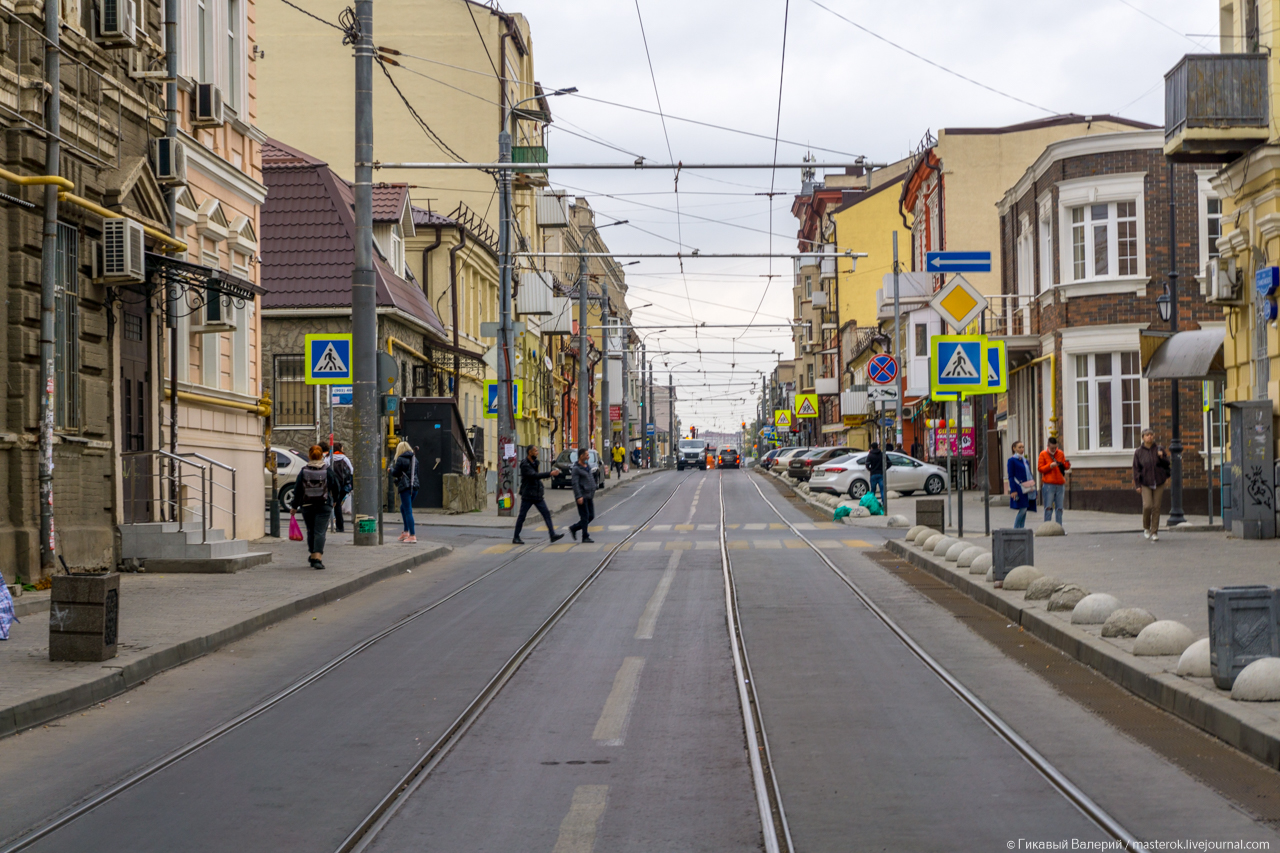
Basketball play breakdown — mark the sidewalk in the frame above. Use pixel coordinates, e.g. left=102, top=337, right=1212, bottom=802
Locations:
left=0, top=536, right=450, bottom=739
left=412, top=465, right=662, bottom=528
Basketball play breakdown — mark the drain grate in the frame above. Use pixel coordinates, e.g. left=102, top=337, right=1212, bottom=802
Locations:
left=865, top=549, right=1280, bottom=826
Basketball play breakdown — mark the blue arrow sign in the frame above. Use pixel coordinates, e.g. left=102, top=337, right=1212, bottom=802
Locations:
left=925, top=251, right=991, bottom=274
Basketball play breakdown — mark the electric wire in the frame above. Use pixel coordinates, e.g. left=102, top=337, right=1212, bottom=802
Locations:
left=274, top=0, right=343, bottom=31
left=376, top=59, right=468, bottom=163
left=1113, top=0, right=1211, bottom=49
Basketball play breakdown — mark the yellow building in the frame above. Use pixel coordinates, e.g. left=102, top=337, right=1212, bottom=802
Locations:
left=829, top=158, right=914, bottom=330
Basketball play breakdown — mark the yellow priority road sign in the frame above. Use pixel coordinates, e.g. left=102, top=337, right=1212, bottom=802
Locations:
left=795, top=394, right=819, bottom=418
left=774, top=409, right=792, bottom=429
left=929, top=274, right=988, bottom=331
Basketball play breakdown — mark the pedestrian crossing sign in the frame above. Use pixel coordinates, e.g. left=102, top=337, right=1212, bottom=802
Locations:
left=985, top=339, right=1007, bottom=394
left=773, top=409, right=792, bottom=429
left=305, top=334, right=352, bottom=385
left=484, top=380, right=523, bottom=419
left=930, top=335, right=984, bottom=398
left=795, top=394, right=819, bottom=418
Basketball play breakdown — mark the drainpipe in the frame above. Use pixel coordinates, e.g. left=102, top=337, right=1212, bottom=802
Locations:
left=420, top=224, right=442, bottom=295
left=38, top=0, right=61, bottom=571
left=448, top=230, right=466, bottom=400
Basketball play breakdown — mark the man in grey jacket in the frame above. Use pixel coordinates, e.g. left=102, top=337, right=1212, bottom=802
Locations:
left=568, top=448, right=597, bottom=543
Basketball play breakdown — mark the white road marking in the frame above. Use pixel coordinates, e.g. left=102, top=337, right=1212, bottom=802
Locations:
left=593, top=657, right=645, bottom=746
left=695, top=540, right=718, bottom=550
left=650, top=524, right=672, bottom=532
left=696, top=523, right=717, bottom=531
left=632, top=541, right=661, bottom=551
left=551, top=785, right=609, bottom=853
left=636, top=551, right=679, bottom=639
left=744, top=523, right=767, bottom=530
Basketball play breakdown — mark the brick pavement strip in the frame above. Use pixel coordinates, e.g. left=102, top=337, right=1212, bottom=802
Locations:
left=0, top=538, right=451, bottom=739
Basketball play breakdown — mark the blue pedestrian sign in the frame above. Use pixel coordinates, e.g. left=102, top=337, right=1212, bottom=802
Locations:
left=925, top=251, right=991, bottom=274
left=305, top=334, right=352, bottom=385
left=985, top=339, right=1007, bottom=394
left=483, top=380, right=523, bottom=419
left=646, top=423, right=656, bottom=436
left=762, top=426, right=777, bottom=439
left=931, top=335, right=984, bottom=397
left=867, top=353, right=899, bottom=385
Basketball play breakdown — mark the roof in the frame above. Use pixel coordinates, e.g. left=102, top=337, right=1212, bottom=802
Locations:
left=371, top=184, right=410, bottom=223
left=259, top=137, right=446, bottom=337
left=941, top=113, right=1157, bottom=136
left=411, top=207, right=456, bottom=228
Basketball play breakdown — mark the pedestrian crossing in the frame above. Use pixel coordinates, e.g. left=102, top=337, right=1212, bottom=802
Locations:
left=482, top=537, right=873, bottom=555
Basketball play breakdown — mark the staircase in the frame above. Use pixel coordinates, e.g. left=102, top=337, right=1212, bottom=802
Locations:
left=120, top=522, right=273, bottom=574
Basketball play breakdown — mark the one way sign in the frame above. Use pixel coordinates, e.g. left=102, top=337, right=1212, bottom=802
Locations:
left=925, top=251, right=991, bottom=274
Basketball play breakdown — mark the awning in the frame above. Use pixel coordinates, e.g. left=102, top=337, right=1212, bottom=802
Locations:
left=1143, top=328, right=1226, bottom=380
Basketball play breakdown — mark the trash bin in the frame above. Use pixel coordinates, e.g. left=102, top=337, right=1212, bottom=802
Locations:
left=49, top=572, right=120, bottom=662
left=991, top=528, right=1034, bottom=583
left=916, top=498, right=944, bottom=533
left=1207, top=585, right=1278, bottom=689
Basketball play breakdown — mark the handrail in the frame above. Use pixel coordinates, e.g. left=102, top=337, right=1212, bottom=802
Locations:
left=178, top=453, right=238, bottom=540
left=121, top=450, right=209, bottom=541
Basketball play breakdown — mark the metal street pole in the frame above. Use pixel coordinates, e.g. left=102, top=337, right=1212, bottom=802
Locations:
left=647, top=357, right=655, bottom=467
left=37, top=0, right=62, bottom=571
left=577, top=246, right=589, bottom=452
left=351, top=0, right=378, bottom=544
left=601, top=284, right=610, bottom=468
left=1167, top=161, right=1186, bottom=526
left=622, top=335, right=630, bottom=466
left=893, top=232, right=903, bottom=449
left=668, top=371, right=674, bottom=469
left=495, top=131, right=515, bottom=515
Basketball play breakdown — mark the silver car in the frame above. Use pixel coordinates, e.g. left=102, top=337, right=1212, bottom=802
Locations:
left=809, top=452, right=948, bottom=499
left=264, top=446, right=309, bottom=509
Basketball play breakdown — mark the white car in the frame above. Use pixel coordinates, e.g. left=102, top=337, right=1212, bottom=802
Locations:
left=809, top=452, right=948, bottom=499
left=264, top=445, right=309, bottom=509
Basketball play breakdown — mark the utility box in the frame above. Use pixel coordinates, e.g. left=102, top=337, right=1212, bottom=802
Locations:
left=1208, top=585, right=1278, bottom=689
left=991, top=528, right=1034, bottom=583
left=1225, top=400, right=1274, bottom=539
left=49, top=573, right=120, bottom=662
left=916, top=498, right=944, bottom=532
left=398, top=398, right=476, bottom=509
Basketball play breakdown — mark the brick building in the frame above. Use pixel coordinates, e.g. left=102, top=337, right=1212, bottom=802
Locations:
left=996, top=130, right=1221, bottom=513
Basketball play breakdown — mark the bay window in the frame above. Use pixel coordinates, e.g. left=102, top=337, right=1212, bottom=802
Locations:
left=1073, top=351, right=1142, bottom=451
left=1068, top=201, right=1138, bottom=281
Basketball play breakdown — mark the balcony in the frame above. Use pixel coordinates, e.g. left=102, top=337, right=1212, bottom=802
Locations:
left=1165, top=53, right=1269, bottom=163
left=512, top=144, right=549, bottom=187
left=982, top=294, right=1041, bottom=352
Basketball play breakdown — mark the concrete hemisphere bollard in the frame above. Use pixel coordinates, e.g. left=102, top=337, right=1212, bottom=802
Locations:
left=886, top=514, right=911, bottom=528
left=932, top=537, right=959, bottom=557
left=1230, top=658, right=1280, bottom=701
left=1176, top=637, right=1211, bottom=677
left=969, top=553, right=993, bottom=576
left=1046, top=583, right=1090, bottom=612
left=922, top=533, right=945, bottom=551
left=906, top=525, right=927, bottom=541
left=1035, top=521, right=1065, bottom=537
left=957, top=546, right=985, bottom=568
left=1071, top=593, right=1123, bottom=625
left=1132, top=620, right=1198, bottom=656
left=1102, top=607, right=1156, bottom=638
left=984, top=567, right=995, bottom=583
left=944, top=541, right=969, bottom=562
left=914, top=527, right=938, bottom=545
left=1024, top=576, right=1065, bottom=601
left=1002, top=565, right=1043, bottom=591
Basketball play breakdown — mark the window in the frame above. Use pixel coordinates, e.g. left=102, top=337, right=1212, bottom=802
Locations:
left=804, top=276, right=812, bottom=298
left=1074, top=351, right=1141, bottom=451
left=197, top=0, right=210, bottom=81
left=915, top=323, right=927, bottom=357
left=1038, top=196, right=1054, bottom=287
left=274, top=354, right=315, bottom=427
left=1067, top=200, right=1141, bottom=281
left=226, top=0, right=239, bottom=107
left=54, top=223, right=79, bottom=429
left=390, top=227, right=404, bottom=277
left=1206, top=197, right=1221, bottom=260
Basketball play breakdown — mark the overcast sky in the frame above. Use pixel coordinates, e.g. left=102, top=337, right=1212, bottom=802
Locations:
left=500, top=0, right=1217, bottom=434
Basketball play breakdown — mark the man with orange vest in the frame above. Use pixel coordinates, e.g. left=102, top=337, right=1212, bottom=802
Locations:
left=1037, top=436, right=1070, bottom=527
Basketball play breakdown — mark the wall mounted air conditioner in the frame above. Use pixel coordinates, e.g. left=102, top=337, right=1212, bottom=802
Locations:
left=102, top=218, right=145, bottom=283
left=194, top=83, right=225, bottom=127
left=152, top=137, right=187, bottom=185
left=96, top=0, right=136, bottom=46
left=811, top=291, right=829, bottom=309
left=1207, top=257, right=1246, bottom=305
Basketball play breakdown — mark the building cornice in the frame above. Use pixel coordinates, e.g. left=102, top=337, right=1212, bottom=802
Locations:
left=999, top=130, right=1163, bottom=215
left=180, top=129, right=268, bottom=205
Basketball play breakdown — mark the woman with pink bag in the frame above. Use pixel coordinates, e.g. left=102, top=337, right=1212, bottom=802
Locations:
left=1006, top=440, right=1037, bottom=529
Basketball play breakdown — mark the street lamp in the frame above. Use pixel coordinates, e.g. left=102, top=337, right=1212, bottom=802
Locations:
left=1156, top=284, right=1171, bottom=322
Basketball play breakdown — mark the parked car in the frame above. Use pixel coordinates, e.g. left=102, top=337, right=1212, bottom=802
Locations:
left=717, top=447, right=740, bottom=469
left=550, top=449, right=605, bottom=490
left=772, top=446, right=810, bottom=474
left=264, top=445, right=309, bottom=510
left=759, top=448, right=783, bottom=470
left=809, top=452, right=949, bottom=499
left=788, top=446, right=853, bottom=482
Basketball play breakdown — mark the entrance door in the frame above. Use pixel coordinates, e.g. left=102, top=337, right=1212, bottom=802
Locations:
left=120, top=301, right=151, bottom=522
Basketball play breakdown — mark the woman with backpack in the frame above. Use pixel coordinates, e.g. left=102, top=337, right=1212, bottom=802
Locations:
left=293, top=445, right=342, bottom=569
left=392, top=440, right=420, bottom=544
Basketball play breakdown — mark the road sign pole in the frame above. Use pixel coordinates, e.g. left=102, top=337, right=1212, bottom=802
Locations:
left=350, top=0, right=377, bottom=546
left=893, top=232, right=903, bottom=450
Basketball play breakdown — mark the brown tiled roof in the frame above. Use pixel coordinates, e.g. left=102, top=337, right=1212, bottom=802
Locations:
left=371, top=184, right=409, bottom=223
left=412, top=206, right=455, bottom=228
left=259, top=137, right=445, bottom=338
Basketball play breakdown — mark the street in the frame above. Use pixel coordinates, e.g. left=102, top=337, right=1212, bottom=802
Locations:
left=2, top=470, right=1276, bottom=852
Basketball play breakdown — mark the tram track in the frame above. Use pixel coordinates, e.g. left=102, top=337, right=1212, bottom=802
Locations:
left=0, top=472, right=687, bottom=853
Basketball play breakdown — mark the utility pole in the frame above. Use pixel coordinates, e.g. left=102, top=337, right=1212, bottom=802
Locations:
left=667, top=372, right=674, bottom=469
left=621, top=331, right=629, bottom=465
left=892, top=232, right=903, bottom=449
left=494, top=130, right=515, bottom=514
left=646, top=353, right=654, bottom=467
left=601, top=282, right=610, bottom=467
left=577, top=246, right=589, bottom=452
left=38, top=0, right=62, bottom=571
left=351, top=0, right=378, bottom=544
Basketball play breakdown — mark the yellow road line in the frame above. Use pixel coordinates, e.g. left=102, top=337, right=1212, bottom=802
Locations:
left=593, top=657, right=645, bottom=745
left=551, top=785, right=609, bottom=853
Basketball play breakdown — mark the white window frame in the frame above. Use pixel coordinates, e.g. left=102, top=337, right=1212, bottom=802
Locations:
left=1055, top=173, right=1147, bottom=296
left=1016, top=213, right=1034, bottom=299
left=1059, top=324, right=1150, bottom=466
left=1071, top=351, right=1142, bottom=453
left=1037, top=193, right=1054, bottom=289
left=1196, top=171, right=1222, bottom=293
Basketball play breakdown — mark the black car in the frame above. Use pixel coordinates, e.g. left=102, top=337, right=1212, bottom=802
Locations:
left=550, top=449, right=605, bottom=490
left=717, top=448, right=740, bottom=469
left=788, top=446, right=853, bottom=482
left=759, top=448, right=782, bottom=470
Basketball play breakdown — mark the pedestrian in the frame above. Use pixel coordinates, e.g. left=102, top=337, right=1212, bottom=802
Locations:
left=885, top=442, right=895, bottom=453
left=612, top=443, right=625, bottom=477
left=330, top=441, right=354, bottom=532
left=513, top=445, right=565, bottom=545
left=293, top=445, right=342, bottom=570
left=1037, top=436, right=1070, bottom=528
left=1007, top=440, right=1037, bottom=529
left=865, top=442, right=887, bottom=507
left=568, top=448, right=597, bottom=543
left=910, top=437, right=924, bottom=460
left=391, top=440, right=420, bottom=544
left=1132, top=428, right=1171, bottom=542
left=631, top=445, right=641, bottom=468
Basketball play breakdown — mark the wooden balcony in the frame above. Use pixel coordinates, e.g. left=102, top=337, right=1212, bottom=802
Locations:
left=1165, top=53, right=1269, bottom=163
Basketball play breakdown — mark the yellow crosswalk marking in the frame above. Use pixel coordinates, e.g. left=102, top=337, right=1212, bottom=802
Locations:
left=575, top=543, right=603, bottom=552
left=812, top=540, right=843, bottom=549
left=726, top=540, right=749, bottom=550
left=546, top=543, right=574, bottom=553
left=482, top=544, right=517, bottom=554
left=784, top=540, right=808, bottom=549
left=728, top=524, right=741, bottom=529
left=664, top=540, right=692, bottom=550
left=616, top=542, right=632, bottom=551
left=769, top=523, right=787, bottom=530
left=674, top=524, right=695, bottom=531
left=842, top=539, right=872, bottom=548
left=589, top=526, right=603, bottom=532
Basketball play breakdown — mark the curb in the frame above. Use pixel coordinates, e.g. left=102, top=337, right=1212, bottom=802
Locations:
left=0, top=544, right=452, bottom=740
left=885, top=538, right=1280, bottom=770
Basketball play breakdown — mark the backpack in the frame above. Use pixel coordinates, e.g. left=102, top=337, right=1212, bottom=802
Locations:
left=300, top=466, right=329, bottom=504
left=334, top=457, right=353, bottom=495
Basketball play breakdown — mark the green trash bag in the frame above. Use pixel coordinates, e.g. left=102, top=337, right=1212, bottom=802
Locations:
left=859, top=493, right=884, bottom=516
left=833, top=504, right=851, bottom=520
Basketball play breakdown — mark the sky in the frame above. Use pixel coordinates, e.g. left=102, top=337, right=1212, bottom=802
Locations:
left=471, top=0, right=1218, bottom=434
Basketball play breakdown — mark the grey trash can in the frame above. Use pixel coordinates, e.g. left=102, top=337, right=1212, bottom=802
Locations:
left=916, top=498, right=944, bottom=533
left=991, top=528, right=1034, bottom=583
left=49, top=572, right=120, bottom=662
left=1207, top=585, right=1278, bottom=689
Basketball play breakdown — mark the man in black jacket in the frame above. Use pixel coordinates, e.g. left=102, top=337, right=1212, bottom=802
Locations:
left=568, top=448, right=598, bottom=543
left=513, top=446, right=564, bottom=545
left=866, top=442, right=886, bottom=507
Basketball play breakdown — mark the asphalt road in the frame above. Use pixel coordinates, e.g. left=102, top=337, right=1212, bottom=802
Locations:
left=3, top=468, right=1277, bottom=852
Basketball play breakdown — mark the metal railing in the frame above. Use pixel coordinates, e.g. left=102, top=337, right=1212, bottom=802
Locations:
left=1165, top=53, right=1268, bottom=142
left=179, top=454, right=238, bottom=542
left=983, top=294, right=1041, bottom=339
left=121, top=450, right=208, bottom=541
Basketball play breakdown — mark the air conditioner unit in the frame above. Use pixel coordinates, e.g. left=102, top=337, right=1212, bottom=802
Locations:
left=1208, top=257, right=1245, bottom=305
left=811, top=291, right=829, bottom=309
left=96, top=0, right=136, bottom=46
left=152, top=137, right=187, bottom=185
left=194, top=83, right=225, bottom=127
left=102, top=218, right=146, bottom=283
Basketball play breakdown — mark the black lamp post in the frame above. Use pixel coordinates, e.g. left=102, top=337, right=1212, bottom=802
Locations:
left=1165, top=162, right=1186, bottom=526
